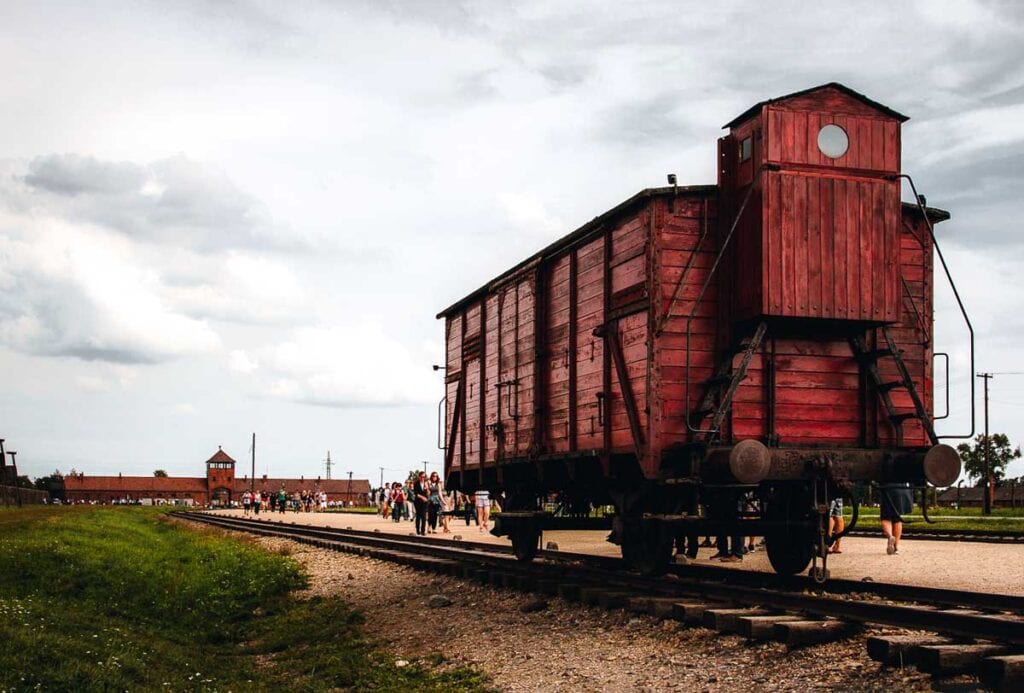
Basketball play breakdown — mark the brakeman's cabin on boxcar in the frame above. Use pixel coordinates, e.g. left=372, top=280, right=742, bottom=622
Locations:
left=436, top=83, right=967, bottom=577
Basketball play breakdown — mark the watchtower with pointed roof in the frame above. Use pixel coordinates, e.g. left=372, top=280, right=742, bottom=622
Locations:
left=205, top=446, right=236, bottom=505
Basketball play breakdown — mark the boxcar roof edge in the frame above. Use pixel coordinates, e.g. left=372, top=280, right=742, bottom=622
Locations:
left=435, top=185, right=715, bottom=318
left=435, top=186, right=949, bottom=319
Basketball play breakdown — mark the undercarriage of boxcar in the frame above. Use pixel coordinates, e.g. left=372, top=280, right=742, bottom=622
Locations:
left=437, top=83, right=972, bottom=580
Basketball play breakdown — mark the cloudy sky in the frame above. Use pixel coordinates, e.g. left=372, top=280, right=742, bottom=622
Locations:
left=2, top=0, right=1024, bottom=484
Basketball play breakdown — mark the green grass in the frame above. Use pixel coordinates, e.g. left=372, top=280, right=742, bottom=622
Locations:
left=0, top=506, right=489, bottom=692
left=845, top=505, right=1024, bottom=533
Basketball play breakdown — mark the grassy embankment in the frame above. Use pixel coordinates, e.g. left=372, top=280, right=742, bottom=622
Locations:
left=0, top=506, right=488, bottom=692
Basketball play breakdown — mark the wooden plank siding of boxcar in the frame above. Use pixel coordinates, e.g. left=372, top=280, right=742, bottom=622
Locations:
left=603, top=213, right=651, bottom=460
left=651, top=195, right=720, bottom=450
left=544, top=255, right=572, bottom=453
left=575, top=236, right=606, bottom=450
left=462, top=303, right=482, bottom=468
left=762, top=172, right=899, bottom=322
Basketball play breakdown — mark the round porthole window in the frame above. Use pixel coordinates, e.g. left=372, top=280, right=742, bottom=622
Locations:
left=817, top=124, right=849, bottom=159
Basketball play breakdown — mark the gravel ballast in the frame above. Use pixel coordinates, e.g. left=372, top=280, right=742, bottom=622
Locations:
left=247, top=533, right=953, bottom=692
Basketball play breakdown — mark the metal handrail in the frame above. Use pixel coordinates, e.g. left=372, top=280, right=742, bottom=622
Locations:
left=898, top=174, right=975, bottom=440
left=437, top=395, right=447, bottom=450
left=685, top=166, right=765, bottom=434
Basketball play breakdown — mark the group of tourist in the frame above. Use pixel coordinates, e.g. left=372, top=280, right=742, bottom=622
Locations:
left=240, top=488, right=329, bottom=515
left=372, top=474, right=494, bottom=536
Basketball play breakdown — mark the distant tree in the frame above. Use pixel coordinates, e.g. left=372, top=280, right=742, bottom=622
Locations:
left=16, top=475, right=34, bottom=489
left=34, top=470, right=65, bottom=500
left=153, top=469, right=168, bottom=477
left=957, top=433, right=1021, bottom=487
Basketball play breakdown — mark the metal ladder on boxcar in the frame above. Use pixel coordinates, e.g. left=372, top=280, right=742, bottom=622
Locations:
left=849, top=326, right=938, bottom=447
left=689, top=321, right=768, bottom=441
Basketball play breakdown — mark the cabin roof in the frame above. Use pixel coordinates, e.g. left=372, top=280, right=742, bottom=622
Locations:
left=722, top=82, right=910, bottom=129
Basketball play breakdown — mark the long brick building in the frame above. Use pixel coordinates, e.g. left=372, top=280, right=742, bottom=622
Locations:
left=63, top=448, right=371, bottom=506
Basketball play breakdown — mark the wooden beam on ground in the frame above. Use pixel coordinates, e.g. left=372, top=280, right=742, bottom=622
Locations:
left=737, top=615, right=803, bottom=640
left=774, top=620, right=856, bottom=647
left=703, top=608, right=770, bottom=634
left=866, top=634, right=950, bottom=665
left=915, top=644, right=1010, bottom=675
left=980, top=654, right=1024, bottom=691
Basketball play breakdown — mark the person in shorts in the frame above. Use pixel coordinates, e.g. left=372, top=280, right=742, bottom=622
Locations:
left=475, top=488, right=491, bottom=532
left=828, top=497, right=844, bottom=553
left=880, top=483, right=913, bottom=555
left=242, top=490, right=252, bottom=516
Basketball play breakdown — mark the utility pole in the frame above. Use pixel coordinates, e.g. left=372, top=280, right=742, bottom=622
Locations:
left=0, top=438, right=7, bottom=507
left=978, top=372, right=993, bottom=516
left=422, top=460, right=428, bottom=474
left=347, top=471, right=353, bottom=505
left=379, top=466, right=384, bottom=489
left=251, top=433, right=256, bottom=493
left=324, top=451, right=333, bottom=480
left=7, top=451, right=21, bottom=508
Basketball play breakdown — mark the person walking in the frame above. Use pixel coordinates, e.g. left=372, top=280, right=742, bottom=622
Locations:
left=390, top=483, right=405, bottom=523
left=828, top=497, right=845, bottom=553
left=242, top=490, right=252, bottom=516
left=252, top=490, right=262, bottom=516
left=277, top=487, right=287, bottom=515
left=880, top=483, right=912, bottom=555
left=475, top=488, right=491, bottom=532
left=427, top=472, right=443, bottom=534
left=440, top=487, right=453, bottom=534
left=413, top=472, right=429, bottom=536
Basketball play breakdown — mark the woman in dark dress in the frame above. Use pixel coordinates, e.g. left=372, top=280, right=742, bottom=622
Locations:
left=880, top=482, right=913, bottom=555
left=413, top=472, right=429, bottom=536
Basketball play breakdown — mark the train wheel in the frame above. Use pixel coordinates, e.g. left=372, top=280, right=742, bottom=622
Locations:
left=764, top=530, right=814, bottom=575
left=511, top=526, right=540, bottom=563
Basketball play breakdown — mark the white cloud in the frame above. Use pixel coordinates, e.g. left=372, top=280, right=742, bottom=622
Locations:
left=0, top=219, right=221, bottom=364
left=246, top=324, right=440, bottom=407
left=228, top=349, right=260, bottom=374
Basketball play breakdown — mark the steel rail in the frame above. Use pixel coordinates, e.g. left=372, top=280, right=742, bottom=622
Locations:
left=177, top=512, right=1024, bottom=610
left=176, top=512, right=1024, bottom=644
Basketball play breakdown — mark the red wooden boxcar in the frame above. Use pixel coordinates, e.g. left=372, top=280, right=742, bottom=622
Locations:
left=437, top=83, right=963, bottom=575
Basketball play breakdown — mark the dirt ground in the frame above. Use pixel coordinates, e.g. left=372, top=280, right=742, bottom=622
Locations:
left=216, top=508, right=1024, bottom=597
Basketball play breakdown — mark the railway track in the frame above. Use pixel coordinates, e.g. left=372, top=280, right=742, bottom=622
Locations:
left=846, top=528, right=1024, bottom=544
left=175, top=511, right=1024, bottom=689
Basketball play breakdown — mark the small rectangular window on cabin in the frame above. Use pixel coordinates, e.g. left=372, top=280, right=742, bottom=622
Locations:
left=739, top=136, right=752, bottom=162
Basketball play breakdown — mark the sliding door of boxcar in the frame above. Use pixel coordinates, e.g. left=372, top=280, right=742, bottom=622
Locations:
left=484, top=277, right=538, bottom=462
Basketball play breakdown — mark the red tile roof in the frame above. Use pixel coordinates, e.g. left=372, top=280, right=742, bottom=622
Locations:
left=206, top=447, right=236, bottom=464
left=64, top=475, right=208, bottom=493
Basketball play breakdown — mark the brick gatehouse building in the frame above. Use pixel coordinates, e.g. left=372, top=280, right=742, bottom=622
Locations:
left=63, top=447, right=371, bottom=506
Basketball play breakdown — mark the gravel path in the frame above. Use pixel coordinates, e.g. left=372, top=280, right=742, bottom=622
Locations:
left=245, top=532, right=953, bottom=692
